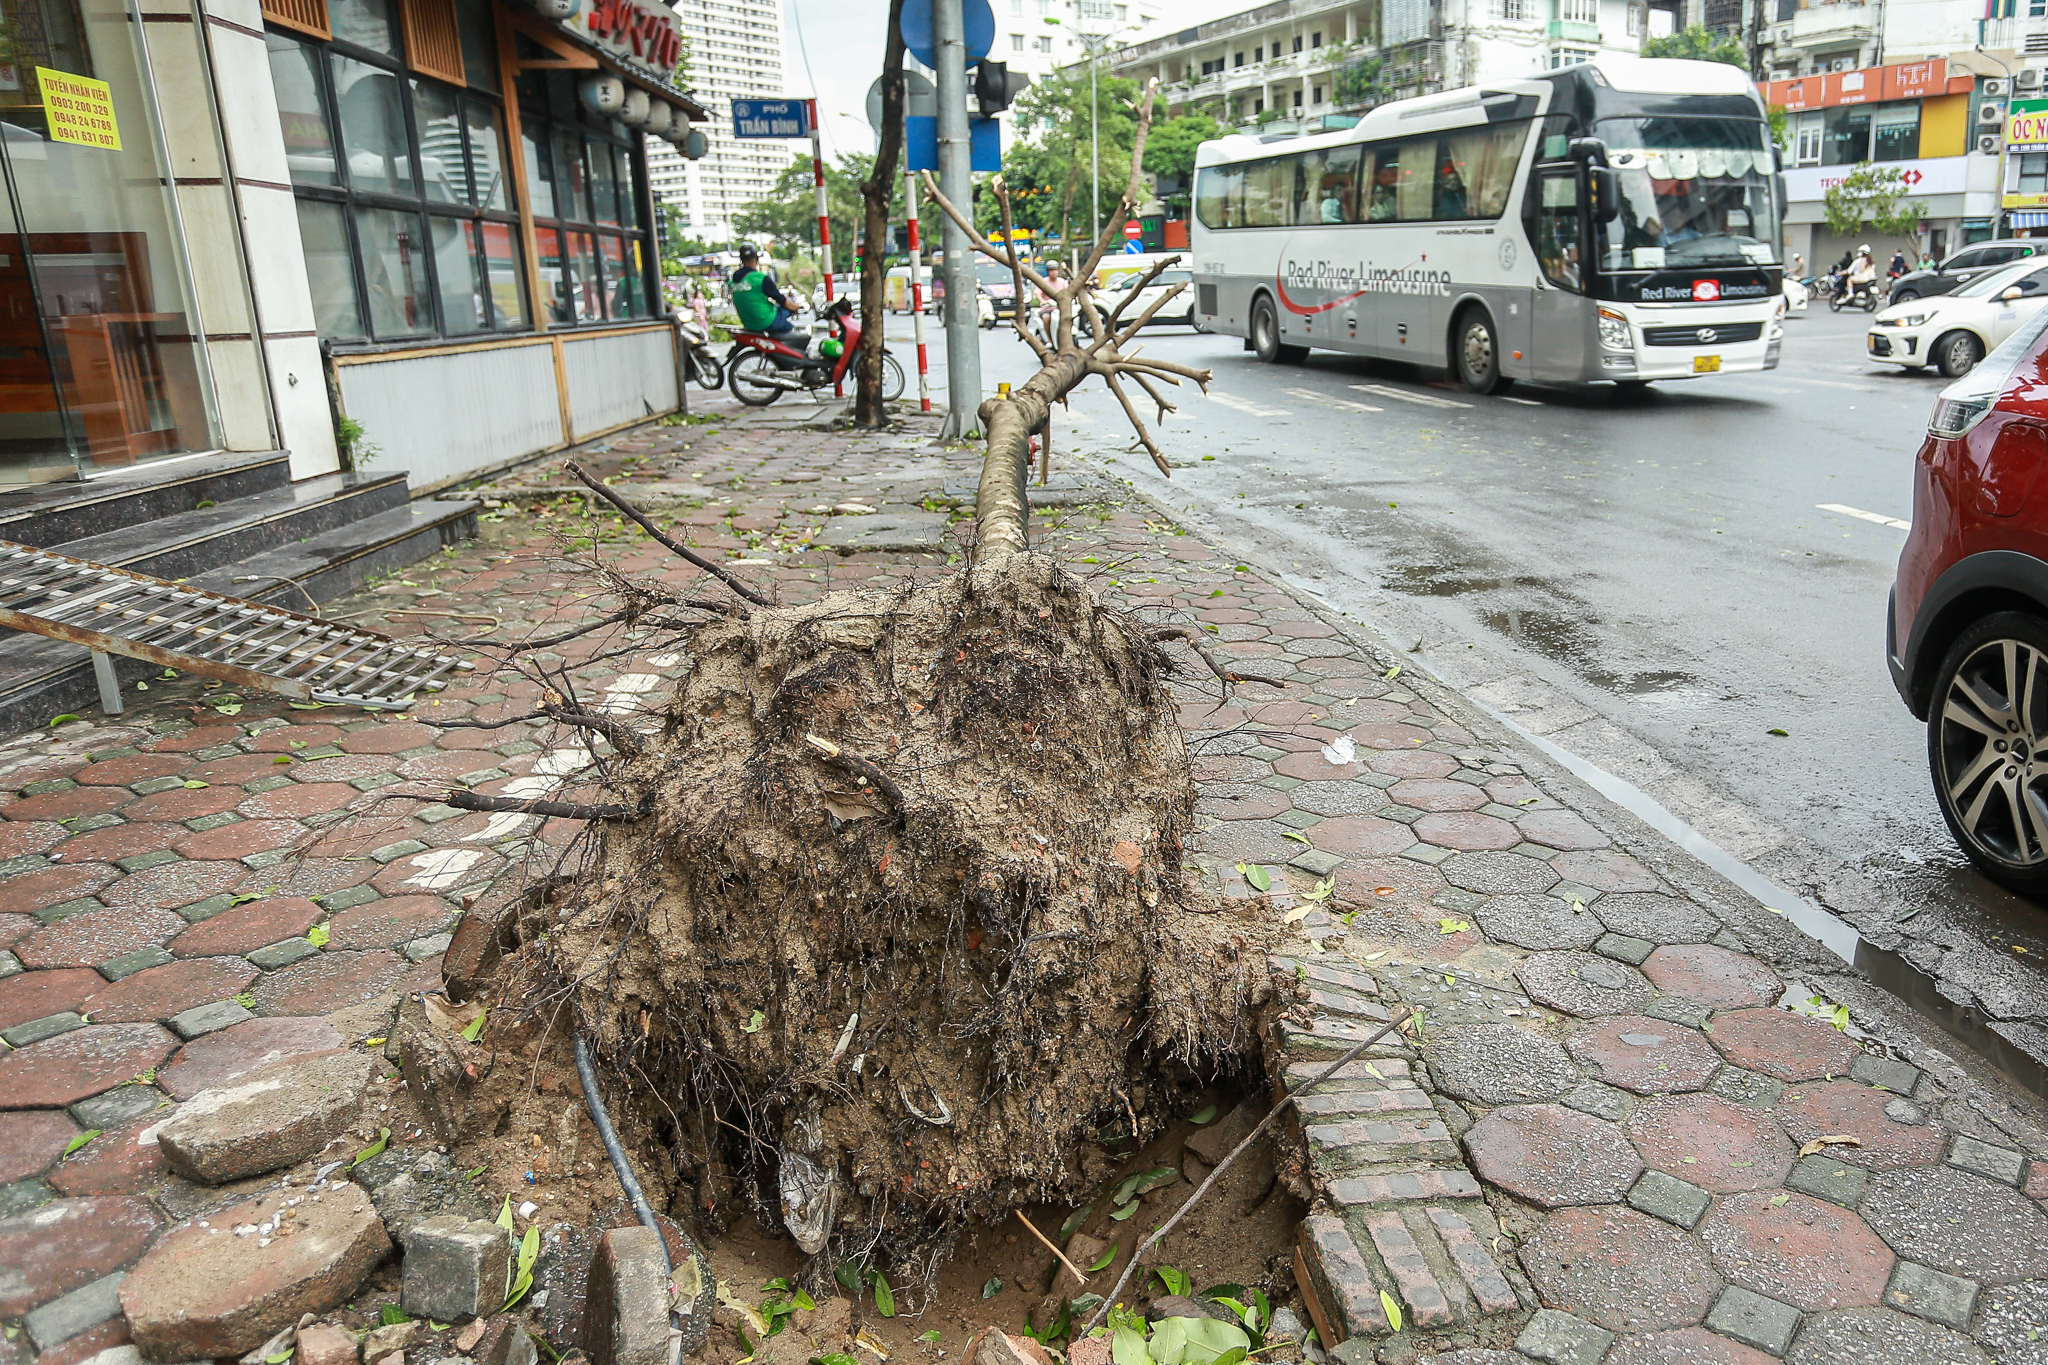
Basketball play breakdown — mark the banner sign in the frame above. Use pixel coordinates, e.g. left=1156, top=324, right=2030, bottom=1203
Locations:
left=36, top=68, right=118, bottom=150
left=2012, top=98, right=2048, bottom=147
left=733, top=99, right=810, bottom=139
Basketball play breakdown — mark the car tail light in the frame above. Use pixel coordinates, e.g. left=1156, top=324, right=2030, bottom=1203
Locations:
left=1971, top=418, right=2048, bottom=517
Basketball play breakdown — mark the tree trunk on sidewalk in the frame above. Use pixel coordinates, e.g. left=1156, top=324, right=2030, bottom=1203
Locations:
left=853, top=0, right=907, bottom=428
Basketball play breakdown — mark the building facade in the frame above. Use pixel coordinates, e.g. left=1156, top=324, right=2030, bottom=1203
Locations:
left=1093, top=0, right=1650, bottom=133
left=645, top=0, right=782, bottom=239
left=0, top=0, right=701, bottom=491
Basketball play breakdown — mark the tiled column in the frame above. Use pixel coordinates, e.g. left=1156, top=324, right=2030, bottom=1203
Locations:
left=195, top=0, right=342, bottom=478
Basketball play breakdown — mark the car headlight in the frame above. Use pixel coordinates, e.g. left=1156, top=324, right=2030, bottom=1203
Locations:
left=1897, top=313, right=1929, bottom=327
left=1597, top=307, right=1631, bottom=351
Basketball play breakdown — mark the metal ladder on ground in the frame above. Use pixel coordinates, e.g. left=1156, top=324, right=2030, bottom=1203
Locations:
left=0, top=540, right=472, bottom=714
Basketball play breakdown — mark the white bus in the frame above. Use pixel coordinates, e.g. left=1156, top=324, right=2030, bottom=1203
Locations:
left=1190, top=55, right=1785, bottom=392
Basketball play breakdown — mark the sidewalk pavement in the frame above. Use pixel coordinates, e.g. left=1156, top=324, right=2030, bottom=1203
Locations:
left=0, top=403, right=2045, bottom=1365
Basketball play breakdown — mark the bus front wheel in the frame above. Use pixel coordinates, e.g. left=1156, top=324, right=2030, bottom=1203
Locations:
left=1454, top=307, right=1513, bottom=395
left=1251, top=296, right=1307, bottom=364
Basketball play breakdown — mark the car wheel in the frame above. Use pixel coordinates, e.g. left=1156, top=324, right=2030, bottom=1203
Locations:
left=1892, top=289, right=1919, bottom=304
left=1453, top=306, right=1514, bottom=395
left=1936, top=330, right=1985, bottom=378
left=1251, top=294, right=1307, bottom=364
left=1928, top=611, right=2048, bottom=897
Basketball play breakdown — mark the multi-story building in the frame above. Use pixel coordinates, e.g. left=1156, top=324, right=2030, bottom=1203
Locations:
left=992, top=0, right=1166, bottom=97
left=1089, top=0, right=1650, bottom=133
left=650, top=0, right=788, bottom=239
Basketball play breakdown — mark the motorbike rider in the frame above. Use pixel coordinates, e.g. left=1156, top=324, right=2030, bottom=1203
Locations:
left=730, top=244, right=795, bottom=337
left=1846, top=244, right=1879, bottom=304
left=1889, top=248, right=1908, bottom=281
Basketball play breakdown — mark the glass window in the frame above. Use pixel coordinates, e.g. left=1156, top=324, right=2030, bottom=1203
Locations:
left=1595, top=116, right=1783, bottom=269
left=537, top=226, right=570, bottom=323
left=482, top=221, right=528, bottom=329
left=1366, top=145, right=1400, bottom=220
left=296, top=200, right=365, bottom=338
left=1195, top=163, right=1241, bottom=227
left=1822, top=105, right=1870, bottom=165
left=2021, top=152, right=2048, bottom=196
left=1320, top=145, right=1361, bottom=222
left=466, top=101, right=510, bottom=210
left=411, top=80, right=468, bottom=203
left=268, top=36, right=339, bottom=187
left=455, top=0, right=499, bottom=92
left=1795, top=110, right=1821, bottom=165
left=1290, top=150, right=1325, bottom=224
left=1438, top=122, right=1529, bottom=219
left=1534, top=170, right=1583, bottom=290
left=566, top=230, right=602, bottom=321
left=554, top=129, right=589, bottom=220
left=588, top=138, right=621, bottom=226
left=333, top=56, right=414, bottom=196
left=431, top=215, right=487, bottom=333
left=1240, top=158, right=1286, bottom=226
left=603, top=235, right=646, bottom=317
left=355, top=206, right=431, bottom=335
left=523, top=124, right=557, bottom=218
left=1394, top=137, right=1435, bottom=220
left=1872, top=101, right=1920, bottom=161
left=329, top=0, right=397, bottom=54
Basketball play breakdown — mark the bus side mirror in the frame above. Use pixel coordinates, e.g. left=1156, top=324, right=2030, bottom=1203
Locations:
left=1589, top=167, right=1621, bottom=223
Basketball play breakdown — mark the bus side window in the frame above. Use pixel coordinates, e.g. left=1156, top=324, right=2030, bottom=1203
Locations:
left=1243, top=158, right=1286, bottom=227
left=1324, top=145, right=1362, bottom=222
left=1197, top=163, right=1243, bottom=229
left=1292, top=150, right=1327, bottom=225
left=1535, top=170, right=1583, bottom=291
left=1395, top=137, right=1436, bottom=220
left=1367, top=147, right=1400, bottom=221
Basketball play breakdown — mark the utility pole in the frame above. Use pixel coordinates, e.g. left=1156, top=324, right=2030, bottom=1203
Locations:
left=935, top=0, right=981, bottom=438
left=1091, top=52, right=1101, bottom=244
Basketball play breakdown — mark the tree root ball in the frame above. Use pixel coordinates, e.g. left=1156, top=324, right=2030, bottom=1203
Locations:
left=543, top=554, right=1277, bottom=1266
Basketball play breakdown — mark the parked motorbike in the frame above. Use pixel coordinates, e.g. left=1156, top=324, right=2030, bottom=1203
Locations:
left=674, top=315, right=725, bottom=390
left=726, top=297, right=907, bottom=407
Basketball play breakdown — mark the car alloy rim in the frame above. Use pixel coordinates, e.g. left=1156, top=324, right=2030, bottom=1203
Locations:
left=1463, top=322, right=1492, bottom=378
left=1938, top=637, right=2048, bottom=866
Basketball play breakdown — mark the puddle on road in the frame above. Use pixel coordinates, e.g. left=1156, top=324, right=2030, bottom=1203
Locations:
left=1479, top=606, right=1699, bottom=697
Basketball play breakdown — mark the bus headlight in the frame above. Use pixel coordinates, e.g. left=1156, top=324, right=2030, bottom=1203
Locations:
left=1597, top=308, right=1632, bottom=351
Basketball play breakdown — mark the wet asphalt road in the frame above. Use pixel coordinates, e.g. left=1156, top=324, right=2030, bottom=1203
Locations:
left=890, top=300, right=2048, bottom=1073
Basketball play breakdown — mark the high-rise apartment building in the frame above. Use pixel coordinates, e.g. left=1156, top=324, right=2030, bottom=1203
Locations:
left=652, top=0, right=790, bottom=239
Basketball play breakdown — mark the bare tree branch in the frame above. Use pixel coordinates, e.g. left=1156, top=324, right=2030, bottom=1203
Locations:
left=443, top=790, right=644, bottom=821
left=565, top=462, right=772, bottom=606
left=1099, top=371, right=1172, bottom=476
left=1146, top=627, right=1289, bottom=689
left=994, top=177, right=1052, bottom=363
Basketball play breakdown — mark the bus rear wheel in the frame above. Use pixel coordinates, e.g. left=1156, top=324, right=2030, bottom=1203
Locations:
left=1454, top=307, right=1513, bottom=395
left=1251, top=296, right=1307, bottom=364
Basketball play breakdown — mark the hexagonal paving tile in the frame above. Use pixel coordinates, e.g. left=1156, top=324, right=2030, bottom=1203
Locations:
left=1782, top=1307, right=1991, bottom=1365
left=1640, top=945, right=1782, bottom=1009
left=1515, top=809, right=1611, bottom=852
left=1475, top=894, right=1604, bottom=951
left=1463, top=1103, right=1643, bottom=1207
left=1699, top=1190, right=1895, bottom=1311
left=1441, top=850, right=1562, bottom=895
left=1604, top=1327, right=1778, bottom=1365
left=1566, top=1016, right=1722, bottom=1095
left=1859, top=1164, right=2048, bottom=1284
left=1516, top=952, right=1654, bottom=1018
left=1551, top=850, right=1663, bottom=894
left=1588, top=893, right=1722, bottom=944
left=1704, top=1008, right=1861, bottom=1082
left=1517, top=1205, right=1723, bottom=1333
left=1623, top=1093, right=1796, bottom=1192
left=1774, top=1082, right=1948, bottom=1171
left=1427, top=1023, right=1583, bottom=1106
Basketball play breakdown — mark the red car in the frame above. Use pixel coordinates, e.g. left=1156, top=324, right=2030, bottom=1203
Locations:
left=1892, top=307, right=2048, bottom=894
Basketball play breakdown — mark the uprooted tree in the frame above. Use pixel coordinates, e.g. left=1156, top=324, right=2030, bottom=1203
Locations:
left=434, top=80, right=1289, bottom=1282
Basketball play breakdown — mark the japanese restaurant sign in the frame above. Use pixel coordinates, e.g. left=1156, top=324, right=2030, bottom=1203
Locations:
left=36, top=68, right=119, bottom=150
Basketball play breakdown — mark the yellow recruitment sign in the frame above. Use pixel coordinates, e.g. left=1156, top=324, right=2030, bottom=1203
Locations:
left=36, top=68, right=120, bottom=150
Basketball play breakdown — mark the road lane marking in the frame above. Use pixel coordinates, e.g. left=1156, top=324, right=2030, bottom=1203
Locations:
left=1500, top=395, right=1542, bottom=405
left=1209, top=391, right=1290, bottom=417
left=1818, top=502, right=1911, bottom=531
left=1351, top=383, right=1473, bottom=409
left=1282, top=386, right=1384, bottom=413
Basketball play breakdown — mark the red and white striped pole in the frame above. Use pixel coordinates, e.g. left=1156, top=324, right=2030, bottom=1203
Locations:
left=905, top=164, right=931, bottom=412
left=809, top=99, right=833, bottom=303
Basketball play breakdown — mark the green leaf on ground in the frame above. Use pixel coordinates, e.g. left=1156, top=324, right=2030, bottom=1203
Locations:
left=497, top=1195, right=516, bottom=1232
left=1382, top=665, right=1401, bottom=678
left=743, top=1009, right=765, bottom=1034
left=62, top=1129, right=101, bottom=1157
left=1187, top=1106, right=1217, bottom=1126
left=792, top=1289, right=816, bottom=1312
left=350, top=1127, right=390, bottom=1168
left=379, top=1307, right=412, bottom=1326
left=1241, top=864, right=1271, bottom=892
left=1281, top=831, right=1312, bottom=846
left=871, top=1272, right=896, bottom=1317
left=919, top=1331, right=942, bottom=1345
left=1438, top=919, right=1471, bottom=934
left=1109, top=1201, right=1142, bottom=1221
left=982, top=1277, right=1003, bottom=1299
left=1155, top=1265, right=1191, bottom=1296
left=461, top=1009, right=488, bottom=1042
left=1057, top=1206, right=1093, bottom=1240
left=1087, top=1247, right=1117, bottom=1272
left=48, top=715, right=79, bottom=727
left=1767, top=727, right=1789, bottom=736
left=833, top=1262, right=864, bottom=1295
left=1379, top=1291, right=1403, bottom=1333
left=306, top=924, right=330, bottom=948
left=1301, top=878, right=1335, bottom=902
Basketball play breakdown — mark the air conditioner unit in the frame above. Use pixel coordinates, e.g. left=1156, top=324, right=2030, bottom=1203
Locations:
left=1981, top=100, right=2007, bottom=124
left=1774, top=25, right=1790, bottom=42
left=1986, top=77, right=2011, bottom=96
left=1981, top=132, right=2005, bottom=153
left=2019, top=65, right=2044, bottom=89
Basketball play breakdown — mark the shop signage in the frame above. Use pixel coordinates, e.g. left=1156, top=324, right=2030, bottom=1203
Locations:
left=1763, top=60, right=1974, bottom=112
left=36, top=68, right=119, bottom=150
left=2005, top=192, right=2048, bottom=209
left=732, top=99, right=810, bottom=138
left=568, top=0, right=682, bottom=83
left=2012, top=98, right=2048, bottom=147
left=1782, top=156, right=1966, bottom=201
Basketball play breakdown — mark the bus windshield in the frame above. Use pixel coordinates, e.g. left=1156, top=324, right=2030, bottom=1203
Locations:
left=1594, top=117, right=1781, bottom=272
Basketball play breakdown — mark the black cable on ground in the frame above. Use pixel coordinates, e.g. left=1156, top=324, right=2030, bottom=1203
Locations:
left=573, top=1032, right=675, bottom=1278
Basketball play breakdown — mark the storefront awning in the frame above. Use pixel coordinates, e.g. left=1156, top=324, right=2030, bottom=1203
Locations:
left=2009, top=212, right=2048, bottom=229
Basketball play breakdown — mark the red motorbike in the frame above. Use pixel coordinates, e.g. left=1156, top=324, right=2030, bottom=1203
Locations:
left=726, top=297, right=906, bottom=407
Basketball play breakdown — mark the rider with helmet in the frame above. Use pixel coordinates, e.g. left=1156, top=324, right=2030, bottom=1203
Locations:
left=1846, top=244, right=1879, bottom=306
left=730, top=244, right=795, bottom=336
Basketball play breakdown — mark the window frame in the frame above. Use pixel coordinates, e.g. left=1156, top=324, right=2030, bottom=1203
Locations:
left=517, top=71, right=660, bottom=328
left=1195, top=120, right=1533, bottom=230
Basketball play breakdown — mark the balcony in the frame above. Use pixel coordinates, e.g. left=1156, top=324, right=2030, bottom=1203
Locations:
left=1787, top=2, right=1875, bottom=49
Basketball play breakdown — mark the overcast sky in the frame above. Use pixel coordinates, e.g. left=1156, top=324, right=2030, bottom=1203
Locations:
left=777, top=0, right=1249, bottom=165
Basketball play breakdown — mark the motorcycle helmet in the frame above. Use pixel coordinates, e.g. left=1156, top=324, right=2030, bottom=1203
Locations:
left=819, top=338, right=844, bottom=359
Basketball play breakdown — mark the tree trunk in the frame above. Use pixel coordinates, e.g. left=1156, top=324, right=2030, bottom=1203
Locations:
left=854, top=0, right=907, bottom=427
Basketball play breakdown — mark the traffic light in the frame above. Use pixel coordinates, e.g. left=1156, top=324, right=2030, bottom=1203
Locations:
left=972, top=61, right=1030, bottom=116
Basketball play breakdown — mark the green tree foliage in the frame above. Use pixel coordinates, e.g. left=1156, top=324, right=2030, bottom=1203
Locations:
left=1330, top=50, right=1388, bottom=109
left=1767, top=103, right=1790, bottom=152
left=1143, top=112, right=1227, bottom=189
left=731, top=153, right=903, bottom=262
left=1641, top=24, right=1748, bottom=67
left=998, top=65, right=1141, bottom=244
left=1822, top=162, right=1927, bottom=238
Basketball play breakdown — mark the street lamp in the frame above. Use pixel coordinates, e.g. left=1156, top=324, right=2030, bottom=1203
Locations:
left=1052, top=18, right=1143, bottom=245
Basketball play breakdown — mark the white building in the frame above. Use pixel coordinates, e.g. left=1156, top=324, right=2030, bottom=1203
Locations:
left=1092, top=0, right=1650, bottom=132
left=651, top=0, right=790, bottom=238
